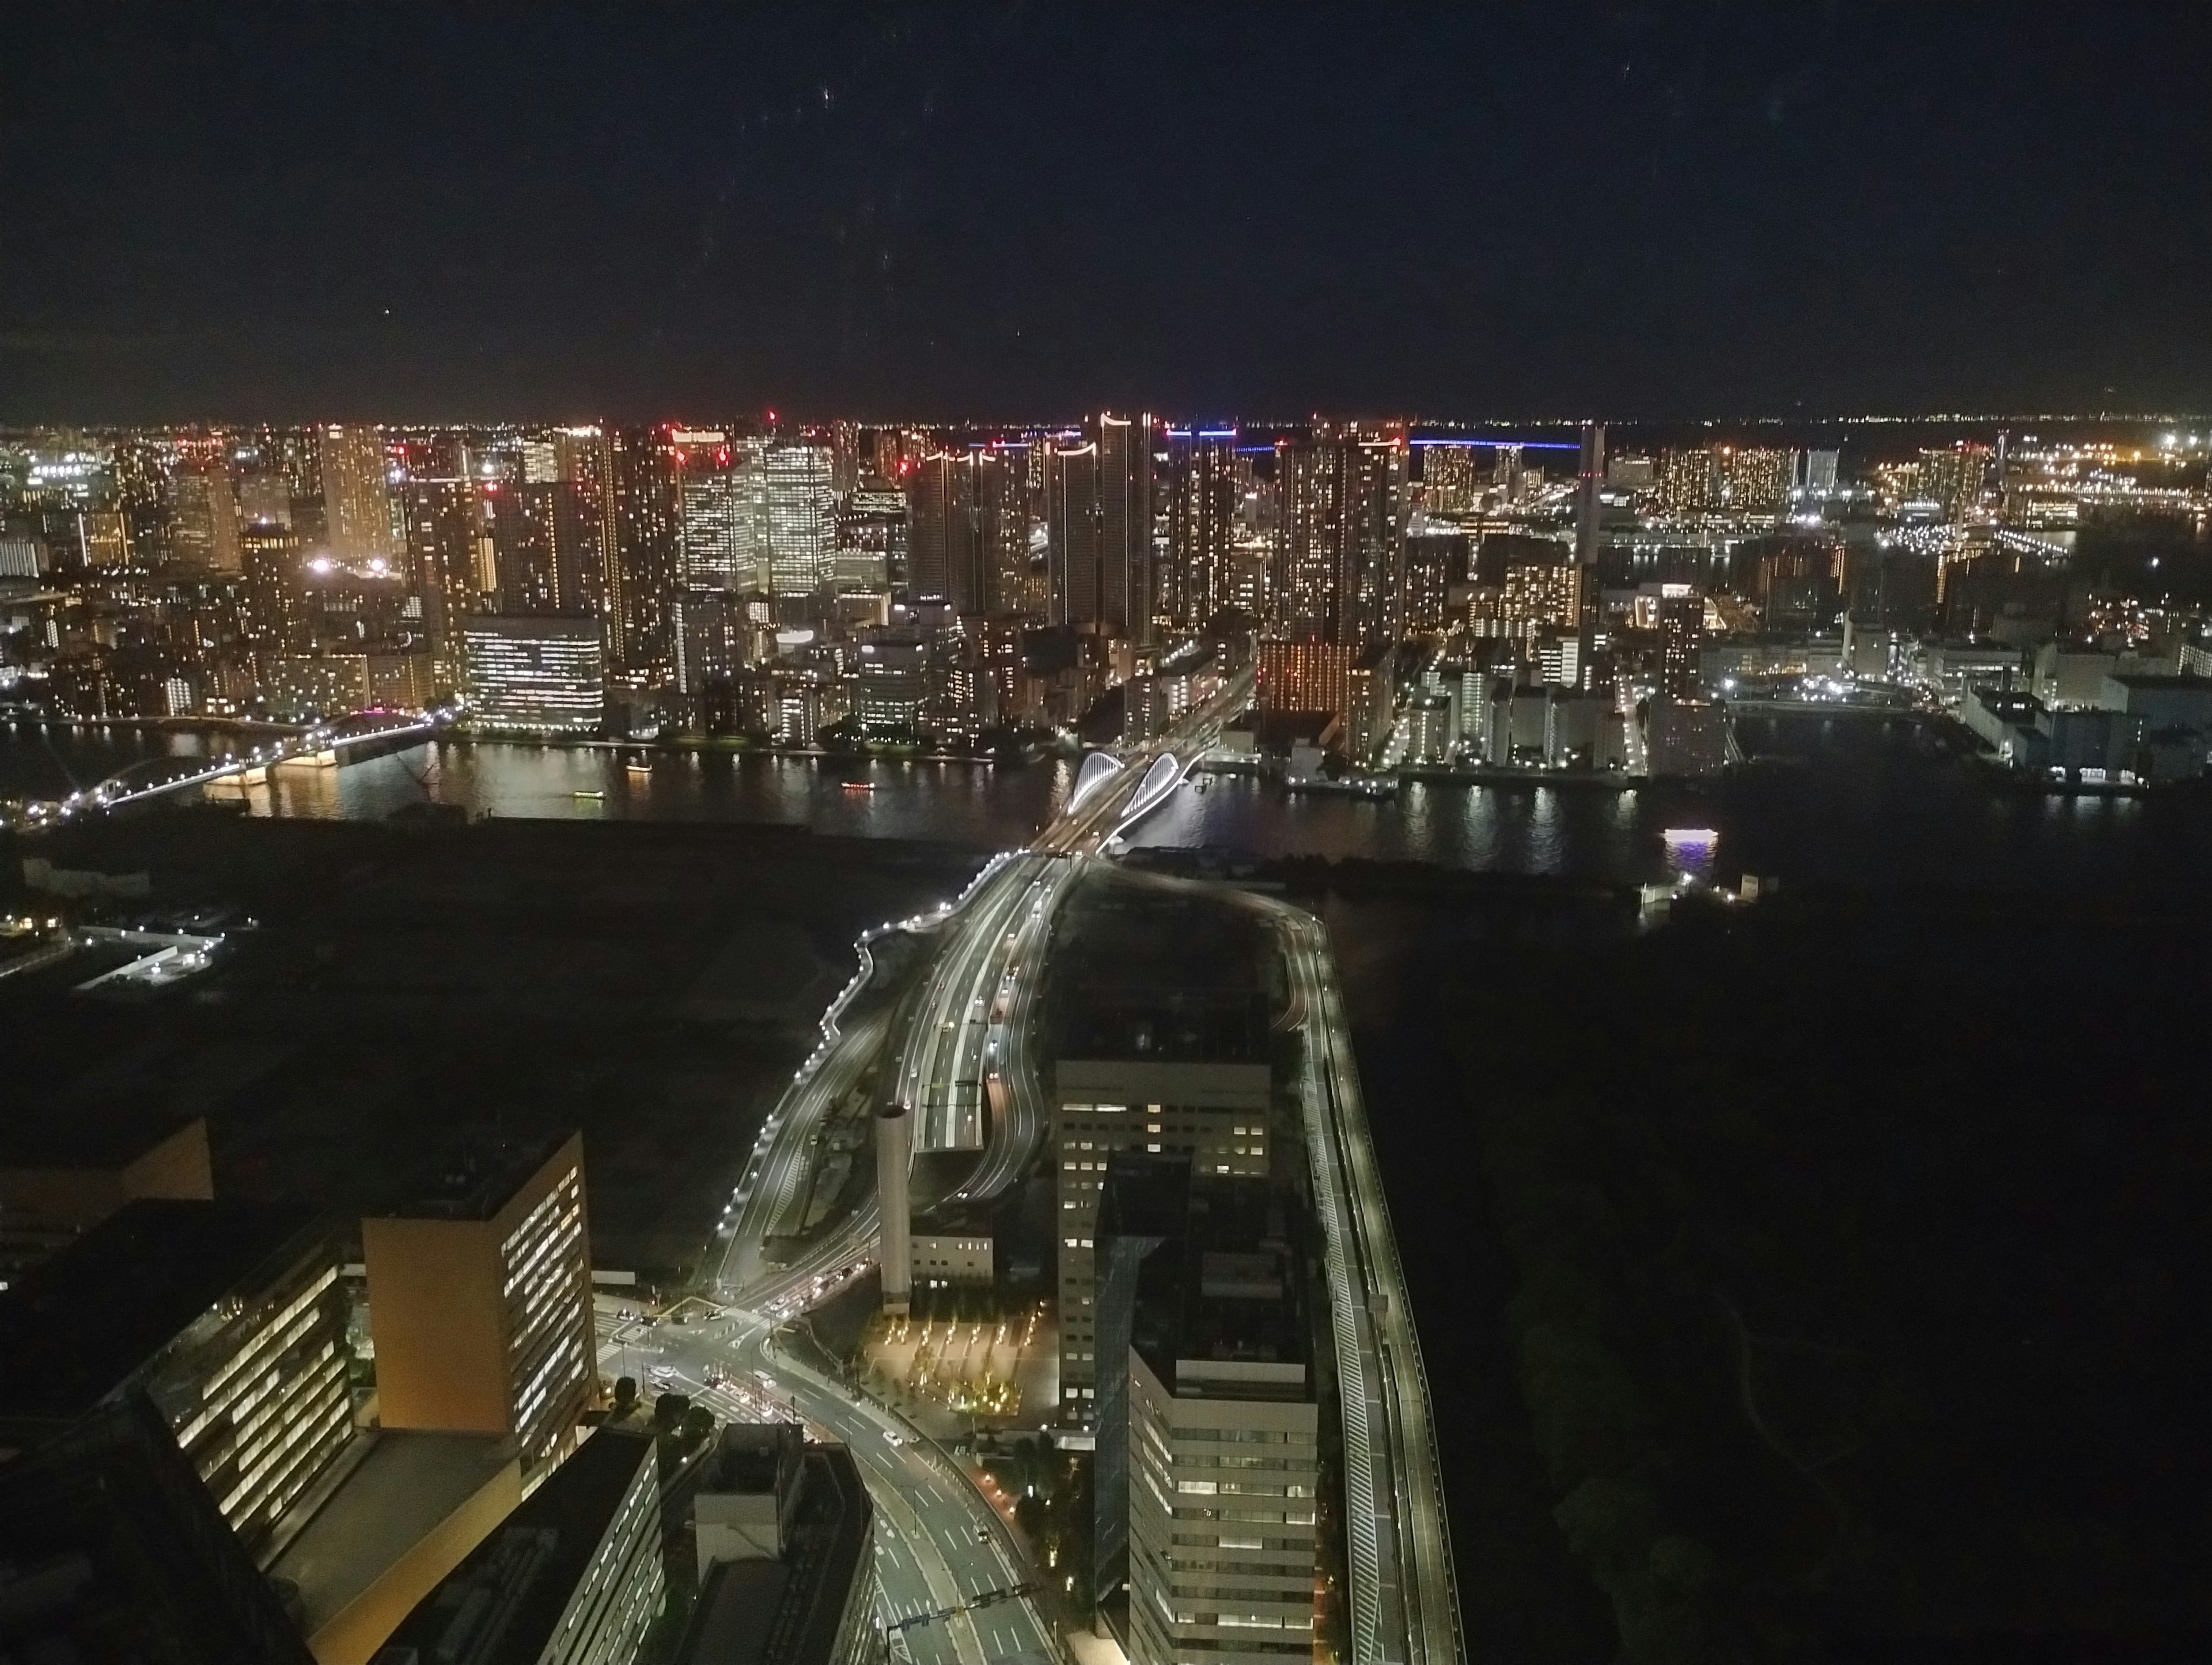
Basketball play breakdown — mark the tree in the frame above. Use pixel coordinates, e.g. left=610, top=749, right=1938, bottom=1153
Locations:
left=680, top=1404, right=716, bottom=1451
left=652, top=1391, right=691, bottom=1433
left=612, top=1376, right=639, bottom=1419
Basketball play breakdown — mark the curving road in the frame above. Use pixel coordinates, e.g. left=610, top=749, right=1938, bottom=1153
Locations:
left=663, top=661, right=1471, bottom=1665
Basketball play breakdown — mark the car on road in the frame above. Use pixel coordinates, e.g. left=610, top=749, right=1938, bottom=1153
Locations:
left=882, top=1430, right=904, bottom=1447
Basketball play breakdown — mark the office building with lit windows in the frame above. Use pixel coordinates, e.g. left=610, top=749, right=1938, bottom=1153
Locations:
left=1051, top=1060, right=1271, bottom=1424
left=362, top=1130, right=594, bottom=1476
left=1093, top=1161, right=1318, bottom=1665
left=462, top=615, right=605, bottom=734
left=763, top=442, right=835, bottom=597
left=673, top=435, right=763, bottom=591
left=0, top=1199, right=353, bottom=1561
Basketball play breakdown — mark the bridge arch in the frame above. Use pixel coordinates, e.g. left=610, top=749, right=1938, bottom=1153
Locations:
left=1068, top=748, right=1124, bottom=811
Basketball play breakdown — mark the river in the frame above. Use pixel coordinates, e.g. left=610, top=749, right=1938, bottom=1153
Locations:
left=5, top=713, right=2208, bottom=894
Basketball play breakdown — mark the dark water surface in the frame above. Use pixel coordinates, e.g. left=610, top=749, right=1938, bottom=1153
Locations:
left=7, top=714, right=2211, bottom=892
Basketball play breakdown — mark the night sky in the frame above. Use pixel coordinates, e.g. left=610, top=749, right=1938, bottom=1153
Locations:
left=5, top=5, right=2210, bottom=423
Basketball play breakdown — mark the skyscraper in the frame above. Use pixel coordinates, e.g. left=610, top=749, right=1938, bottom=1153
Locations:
left=1097, top=413, right=1154, bottom=642
left=1051, top=1059, right=1271, bottom=1423
left=490, top=480, right=590, bottom=615
left=171, top=464, right=241, bottom=572
left=402, top=477, right=490, bottom=692
left=1270, top=439, right=1334, bottom=640
left=673, top=436, right=762, bottom=591
left=605, top=427, right=677, bottom=678
left=1166, top=428, right=1238, bottom=629
left=908, top=451, right=974, bottom=609
left=1336, top=434, right=1404, bottom=650
left=1574, top=421, right=1606, bottom=573
left=1420, top=442, right=1479, bottom=514
left=460, top=616, right=607, bottom=734
left=909, top=447, right=1028, bottom=617
left=1047, top=439, right=1101, bottom=629
left=763, top=442, right=835, bottom=597
left=0, top=1199, right=355, bottom=1560
left=317, top=424, right=399, bottom=561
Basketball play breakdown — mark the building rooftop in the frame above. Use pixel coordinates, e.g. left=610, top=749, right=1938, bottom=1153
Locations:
left=703, top=1421, right=804, bottom=1498
left=675, top=1446, right=871, bottom=1665
left=1048, top=882, right=1270, bottom=1065
left=0, top=1101, right=203, bottom=1172
left=2108, top=674, right=2212, bottom=692
left=1110, top=1165, right=1309, bottom=1400
left=0, top=1393, right=317, bottom=1665
left=373, top=1425, right=654, bottom=1665
left=268, top=1429, right=518, bottom=1643
left=0, top=1197, right=321, bottom=1425
left=376, top=1128, right=574, bottom=1222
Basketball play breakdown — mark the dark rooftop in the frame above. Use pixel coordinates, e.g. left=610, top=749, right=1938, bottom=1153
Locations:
left=374, top=1425, right=656, bottom=1665
left=675, top=1446, right=871, bottom=1665
left=0, top=1393, right=317, bottom=1665
left=378, top=1127, right=573, bottom=1222
left=703, top=1421, right=804, bottom=1498
left=2109, top=674, right=2212, bottom=692
left=1048, top=878, right=1270, bottom=1066
left=0, top=1197, right=323, bottom=1425
left=1107, top=1162, right=1309, bottom=1399
left=0, top=1099, right=203, bottom=1172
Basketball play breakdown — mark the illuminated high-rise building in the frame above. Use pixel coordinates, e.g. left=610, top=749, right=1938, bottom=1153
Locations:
left=1047, top=439, right=1102, bottom=628
left=1420, top=442, right=1480, bottom=513
left=835, top=481, right=907, bottom=592
left=1574, top=422, right=1606, bottom=572
left=1719, top=446, right=1791, bottom=514
left=171, top=464, right=241, bottom=572
left=908, top=451, right=973, bottom=609
left=606, top=427, right=677, bottom=678
left=763, top=442, right=835, bottom=596
left=362, top=1130, right=594, bottom=1476
left=318, top=424, right=399, bottom=561
left=1166, top=428, right=1238, bottom=629
left=1097, top=413, right=1154, bottom=642
left=1500, top=551, right=1582, bottom=639
left=1255, top=635, right=1351, bottom=718
left=909, top=447, right=1028, bottom=617
left=241, top=522, right=309, bottom=653
left=402, top=477, right=491, bottom=692
left=1658, top=447, right=1721, bottom=514
left=1659, top=586, right=1705, bottom=697
left=1270, top=441, right=1334, bottom=639
left=1051, top=1062, right=1271, bottom=1423
left=672, top=434, right=763, bottom=591
left=1336, top=434, right=1405, bottom=648
left=490, top=480, right=590, bottom=615
left=237, top=472, right=293, bottom=529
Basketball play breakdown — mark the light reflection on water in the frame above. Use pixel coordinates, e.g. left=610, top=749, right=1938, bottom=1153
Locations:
left=4, top=719, right=2207, bottom=892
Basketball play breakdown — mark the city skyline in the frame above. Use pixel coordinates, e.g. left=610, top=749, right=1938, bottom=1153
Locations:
left=6, top=13, right=2212, bottom=1664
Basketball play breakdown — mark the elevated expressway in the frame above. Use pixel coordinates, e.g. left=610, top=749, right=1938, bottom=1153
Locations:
left=675, top=662, right=1461, bottom=1665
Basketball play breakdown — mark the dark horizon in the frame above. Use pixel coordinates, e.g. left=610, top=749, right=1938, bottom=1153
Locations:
left=6, top=5, right=2211, bottom=424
